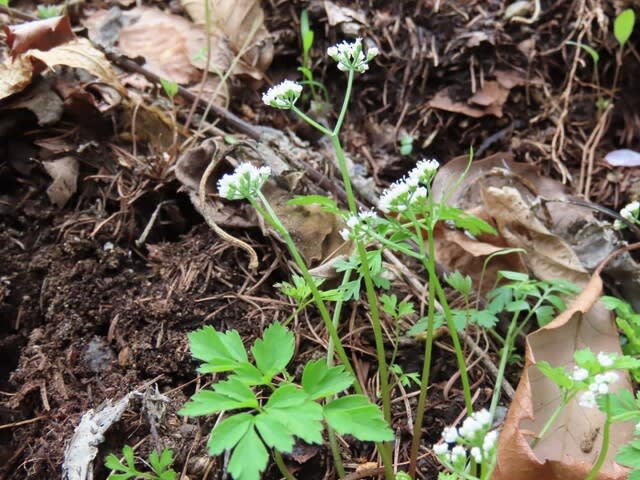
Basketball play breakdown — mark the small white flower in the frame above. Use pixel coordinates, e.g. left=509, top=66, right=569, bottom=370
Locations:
left=451, top=445, right=466, bottom=462
left=597, top=352, right=614, bottom=367
left=327, top=38, right=378, bottom=73
left=571, top=367, right=589, bottom=382
left=433, top=442, right=449, bottom=456
left=613, top=219, right=625, bottom=230
left=217, top=163, right=271, bottom=200
left=407, top=159, right=440, bottom=185
left=635, top=422, right=640, bottom=435
left=620, top=201, right=640, bottom=221
left=379, top=179, right=411, bottom=213
left=473, top=409, right=492, bottom=428
left=579, top=390, right=598, bottom=409
left=482, top=430, right=498, bottom=453
left=262, top=80, right=303, bottom=109
left=442, top=426, right=459, bottom=443
left=459, top=417, right=481, bottom=439
left=602, top=371, right=619, bottom=384
left=470, top=446, right=483, bottom=463
left=339, top=209, right=379, bottom=242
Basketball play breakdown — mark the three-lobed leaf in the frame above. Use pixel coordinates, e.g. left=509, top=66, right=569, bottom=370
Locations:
left=251, top=322, right=294, bottom=382
left=227, top=425, right=269, bottom=480
left=302, top=359, right=353, bottom=399
left=324, top=395, right=394, bottom=442
left=179, top=378, right=258, bottom=416
left=188, top=327, right=248, bottom=374
left=264, top=384, right=324, bottom=444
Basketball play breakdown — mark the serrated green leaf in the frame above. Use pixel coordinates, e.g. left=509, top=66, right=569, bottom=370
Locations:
left=616, top=442, right=640, bottom=468
left=188, top=327, right=248, bottom=373
left=444, top=271, right=472, bottom=297
left=179, top=379, right=258, bottom=416
left=537, top=361, right=572, bottom=389
left=160, top=78, right=179, bottom=99
left=615, top=9, right=635, bottom=47
left=574, top=348, right=598, bottom=369
left=324, top=395, right=394, bottom=442
left=227, top=426, right=269, bottom=480
left=471, top=310, right=499, bottom=329
left=104, top=454, right=128, bottom=472
left=609, top=389, right=638, bottom=418
left=302, top=359, right=353, bottom=400
left=499, top=270, right=530, bottom=282
left=208, top=413, right=254, bottom=455
left=535, top=305, right=555, bottom=327
left=265, top=384, right=324, bottom=444
left=545, top=294, right=565, bottom=312
left=505, top=300, right=530, bottom=312
left=230, top=363, right=264, bottom=385
left=251, top=322, right=294, bottom=381
left=254, top=412, right=295, bottom=452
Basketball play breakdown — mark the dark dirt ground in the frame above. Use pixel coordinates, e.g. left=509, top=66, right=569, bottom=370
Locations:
left=1, top=0, right=640, bottom=479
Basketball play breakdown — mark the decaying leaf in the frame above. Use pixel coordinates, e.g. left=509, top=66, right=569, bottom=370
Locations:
left=43, top=156, right=79, bottom=208
left=494, top=272, right=632, bottom=480
left=5, top=16, right=75, bottom=56
left=180, top=0, right=273, bottom=78
left=2, top=80, right=64, bottom=126
left=0, top=56, right=34, bottom=99
left=323, top=0, right=367, bottom=31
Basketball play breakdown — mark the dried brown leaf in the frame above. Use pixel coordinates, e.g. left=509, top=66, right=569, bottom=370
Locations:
left=0, top=57, right=34, bottom=100
left=494, top=272, right=632, bottom=480
left=5, top=16, right=75, bottom=56
left=43, top=156, right=78, bottom=207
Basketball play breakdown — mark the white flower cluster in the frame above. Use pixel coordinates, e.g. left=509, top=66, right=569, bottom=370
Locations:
left=217, top=163, right=271, bottom=200
left=327, top=38, right=378, bottom=73
left=577, top=352, right=619, bottom=409
left=262, top=80, right=303, bottom=109
left=614, top=200, right=640, bottom=230
left=378, top=159, right=439, bottom=213
left=433, top=409, right=497, bottom=466
left=340, top=209, right=378, bottom=242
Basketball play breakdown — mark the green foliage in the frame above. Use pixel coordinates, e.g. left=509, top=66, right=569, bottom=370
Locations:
left=391, top=363, right=421, bottom=388
left=614, top=9, right=636, bottom=48
left=381, top=294, right=415, bottom=321
left=602, top=295, right=640, bottom=382
left=180, top=322, right=392, bottom=480
left=399, top=135, right=414, bottom=156
left=287, top=194, right=339, bottom=212
left=105, top=446, right=177, bottom=480
left=0, top=0, right=9, bottom=7
left=160, top=78, right=179, bottom=99
left=36, top=4, right=62, bottom=18
left=444, top=271, right=472, bottom=299
left=566, top=41, right=600, bottom=64
left=334, top=249, right=391, bottom=300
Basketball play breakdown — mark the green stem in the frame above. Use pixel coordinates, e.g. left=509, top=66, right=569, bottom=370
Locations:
left=291, top=105, right=333, bottom=136
left=273, top=450, right=296, bottom=480
left=408, top=225, right=437, bottom=477
left=489, top=311, right=520, bottom=418
left=532, top=399, right=567, bottom=447
left=585, top=396, right=611, bottom=480
left=327, top=270, right=352, bottom=367
left=333, top=70, right=354, bottom=135
left=252, top=194, right=362, bottom=395
left=327, top=426, right=346, bottom=478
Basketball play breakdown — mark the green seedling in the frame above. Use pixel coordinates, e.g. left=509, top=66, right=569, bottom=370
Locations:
left=602, top=295, right=640, bottom=382
left=399, top=134, right=414, bottom=156
left=37, top=4, right=62, bottom=18
left=615, top=8, right=636, bottom=48
left=105, top=446, right=177, bottom=480
left=160, top=78, right=179, bottom=100
left=179, top=322, right=392, bottom=480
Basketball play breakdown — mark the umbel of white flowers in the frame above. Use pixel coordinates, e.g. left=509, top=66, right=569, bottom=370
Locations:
left=217, top=163, right=271, bottom=200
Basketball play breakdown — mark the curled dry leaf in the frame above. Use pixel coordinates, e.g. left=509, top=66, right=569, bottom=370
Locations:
left=43, top=156, right=79, bottom=208
left=4, top=16, right=75, bottom=56
left=494, top=271, right=632, bottom=480
left=0, top=56, right=34, bottom=99
left=180, top=0, right=273, bottom=79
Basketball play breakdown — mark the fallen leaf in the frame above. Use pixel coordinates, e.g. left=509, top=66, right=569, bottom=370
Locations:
left=430, top=78, right=518, bottom=118
left=43, top=156, right=79, bottom=207
left=494, top=272, right=632, bottom=480
left=2, top=80, right=64, bottom=126
left=323, top=0, right=367, bottom=26
left=4, top=16, right=75, bottom=56
left=0, top=56, right=34, bottom=99
left=180, top=0, right=273, bottom=78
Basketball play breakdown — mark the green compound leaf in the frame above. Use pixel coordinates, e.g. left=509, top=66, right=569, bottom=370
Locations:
left=264, top=384, right=324, bottom=444
left=227, top=424, right=269, bottom=480
left=148, top=448, right=177, bottom=480
left=616, top=440, right=640, bottom=469
left=188, top=327, right=248, bottom=374
left=615, top=9, right=636, bottom=48
left=302, top=359, right=353, bottom=400
left=324, top=395, right=394, bottom=442
left=537, top=361, right=573, bottom=389
left=251, top=322, right=295, bottom=381
left=179, top=378, right=258, bottom=416
left=208, top=413, right=255, bottom=455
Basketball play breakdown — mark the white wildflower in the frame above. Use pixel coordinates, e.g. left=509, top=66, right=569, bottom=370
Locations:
left=602, top=371, right=619, bottom=384
left=470, top=446, right=483, bottom=463
left=262, top=80, right=303, bottom=109
left=340, top=209, right=379, bottom=241
left=597, top=352, right=614, bottom=368
left=217, top=163, right=271, bottom=200
left=407, top=159, right=440, bottom=185
left=327, top=38, right=378, bottom=73
left=379, top=179, right=411, bottom=213
left=578, top=390, right=598, bottom=409
left=451, top=445, right=466, bottom=463
left=433, top=442, right=449, bottom=456
left=613, top=219, right=625, bottom=230
left=571, top=367, right=589, bottom=382
left=482, top=430, right=498, bottom=453
left=620, top=201, right=640, bottom=221
left=442, top=426, right=459, bottom=443
left=459, top=417, right=481, bottom=439
left=472, top=409, right=492, bottom=428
